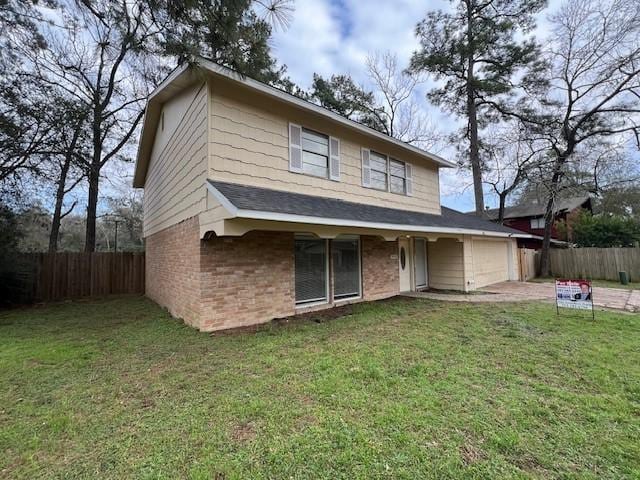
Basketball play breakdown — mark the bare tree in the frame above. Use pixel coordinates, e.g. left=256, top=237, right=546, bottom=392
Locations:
left=530, top=0, right=640, bottom=275
left=19, top=1, right=164, bottom=252
left=45, top=98, right=89, bottom=252
left=482, top=123, right=546, bottom=223
left=366, top=51, right=442, bottom=151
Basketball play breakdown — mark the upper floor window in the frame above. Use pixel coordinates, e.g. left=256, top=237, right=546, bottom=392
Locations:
left=289, top=123, right=341, bottom=181
left=389, top=158, right=406, bottom=194
left=530, top=217, right=545, bottom=229
left=302, top=128, right=329, bottom=178
left=369, top=151, right=388, bottom=191
left=362, top=149, right=412, bottom=196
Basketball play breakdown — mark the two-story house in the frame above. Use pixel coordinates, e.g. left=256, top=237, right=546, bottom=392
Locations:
left=483, top=196, right=592, bottom=249
left=133, top=58, right=530, bottom=332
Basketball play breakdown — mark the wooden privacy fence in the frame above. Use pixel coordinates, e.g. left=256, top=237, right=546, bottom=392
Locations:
left=7, top=252, right=145, bottom=304
left=549, top=247, right=640, bottom=281
left=518, top=248, right=539, bottom=281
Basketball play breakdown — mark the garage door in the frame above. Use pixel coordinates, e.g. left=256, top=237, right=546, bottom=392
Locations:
left=472, top=239, right=510, bottom=288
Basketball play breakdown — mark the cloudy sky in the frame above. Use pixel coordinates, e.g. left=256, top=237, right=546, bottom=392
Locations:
left=270, top=0, right=560, bottom=211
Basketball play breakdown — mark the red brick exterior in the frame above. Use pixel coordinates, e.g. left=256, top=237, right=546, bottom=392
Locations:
left=146, top=216, right=202, bottom=328
left=362, top=236, right=399, bottom=301
left=199, top=231, right=296, bottom=331
left=145, top=219, right=401, bottom=332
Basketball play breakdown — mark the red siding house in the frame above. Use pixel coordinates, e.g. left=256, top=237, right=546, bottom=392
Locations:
left=483, top=196, right=592, bottom=249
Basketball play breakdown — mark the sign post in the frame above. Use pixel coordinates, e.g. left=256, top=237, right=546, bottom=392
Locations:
left=555, top=279, right=595, bottom=320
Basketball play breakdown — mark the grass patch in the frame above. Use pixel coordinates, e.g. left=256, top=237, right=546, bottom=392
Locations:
left=1, top=296, right=639, bottom=479
left=531, top=277, right=640, bottom=290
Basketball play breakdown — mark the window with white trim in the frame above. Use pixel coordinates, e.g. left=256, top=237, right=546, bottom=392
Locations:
left=301, top=128, right=329, bottom=178
left=365, top=150, right=410, bottom=196
left=389, top=158, right=406, bottom=194
left=530, top=217, right=545, bottom=229
left=369, top=151, right=388, bottom=191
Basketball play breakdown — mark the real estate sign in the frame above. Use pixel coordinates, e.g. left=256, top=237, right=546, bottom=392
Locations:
left=555, top=279, right=594, bottom=313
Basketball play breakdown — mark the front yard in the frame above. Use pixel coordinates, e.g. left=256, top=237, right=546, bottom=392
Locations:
left=1, top=297, right=639, bottom=479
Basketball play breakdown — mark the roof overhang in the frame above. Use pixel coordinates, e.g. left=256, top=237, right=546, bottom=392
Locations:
left=133, top=58, right=456, bottom=188
left=206, top=181, right=533, bottom=240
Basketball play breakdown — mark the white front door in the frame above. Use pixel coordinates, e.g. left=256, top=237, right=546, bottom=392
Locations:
left=398, top=238, right=411, bottom=292
left=414, top=238, right=428, bottom=289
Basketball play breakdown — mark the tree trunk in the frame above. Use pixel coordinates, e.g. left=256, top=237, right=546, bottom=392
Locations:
left=465, top=1, right=485, bottom=217
left=538, top=162, right=565, bottom=276
left=84, top=165, right=99, bottom=252
left=538, top=196, right=555, bottom=277
left=85, top=109, right=102, bottom=253
left=498, top=193, right=507, bottom=224
left=48, top=157, right=72, bottom=253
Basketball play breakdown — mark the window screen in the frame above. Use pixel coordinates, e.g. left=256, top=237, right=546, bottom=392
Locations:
left=302, top=128, right=329, bottom=178
left=332, top=238, right=360, bottom=300
left=369, top=151, right=388, bottom=191
left=389, top=159, right=406, bottom=194
left=295, top=238, right=327, bottom=304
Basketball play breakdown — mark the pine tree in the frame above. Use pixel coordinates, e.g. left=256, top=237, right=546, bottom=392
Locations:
left=409, top=0, right=547, bottom=216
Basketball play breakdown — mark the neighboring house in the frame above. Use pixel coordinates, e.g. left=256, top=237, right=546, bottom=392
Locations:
left=483, top=197, right=592, bottom=249
left=133, top=58, right=530, bottom=332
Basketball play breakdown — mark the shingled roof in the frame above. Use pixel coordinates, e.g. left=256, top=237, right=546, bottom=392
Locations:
left=483, top=196, right=592, bottom=221
left=207, top=180, right=529, bottom=237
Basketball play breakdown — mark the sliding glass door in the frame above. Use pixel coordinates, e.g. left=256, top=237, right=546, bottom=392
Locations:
left=332, top=237, right=361, bottom=300
left=294, top=236, right=361, bottom=305
left=294, top=237, right=328, bottom=305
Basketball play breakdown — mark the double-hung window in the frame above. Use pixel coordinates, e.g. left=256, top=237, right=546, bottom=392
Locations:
left=363, top=149, right=411, bottom=196
left=389, top=158, right=406, bottom=194
left=289, top=124, right=341, bottom=180
left=369, top=151, right=388, bottom=191
left=301, top=128, right=329, bottom=178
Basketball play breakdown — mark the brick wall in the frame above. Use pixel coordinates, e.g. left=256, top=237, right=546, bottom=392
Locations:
left=199, top=231, right=296, bottom=331
left=145, top=223, right=400, bottom=332
left=362, top=236, right=399, bottom=301
left=145, top=216, right=202, bottom=328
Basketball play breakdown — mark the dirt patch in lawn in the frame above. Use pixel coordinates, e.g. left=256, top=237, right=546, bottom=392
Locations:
left=232, top=422, right=257, bottom=443
left=460, top=443, right=487, bottom=465
left=211, top=296, right=422, bottom=336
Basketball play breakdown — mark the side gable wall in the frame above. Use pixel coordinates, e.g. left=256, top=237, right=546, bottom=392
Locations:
left=143, top=81, right=209, bottom=237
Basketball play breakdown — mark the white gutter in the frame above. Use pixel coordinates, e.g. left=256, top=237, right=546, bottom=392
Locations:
left=206, top=182, right=532, bottom=239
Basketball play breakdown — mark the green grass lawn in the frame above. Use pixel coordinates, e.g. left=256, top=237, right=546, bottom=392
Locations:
left=1, top=296, right=639, bottom=479
left=530, top=277, right=640, bottom=290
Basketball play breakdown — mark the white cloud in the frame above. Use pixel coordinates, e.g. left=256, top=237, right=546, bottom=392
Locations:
left=271, top=0, right=566, bottom=211
left=271, top=0, right=473, bottom=209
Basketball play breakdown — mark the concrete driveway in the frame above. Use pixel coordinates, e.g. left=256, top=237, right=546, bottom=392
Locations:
left=405, top=281, right=640, bottom=312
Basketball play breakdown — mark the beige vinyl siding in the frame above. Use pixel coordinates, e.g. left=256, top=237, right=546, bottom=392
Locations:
left=198, top=202, right=232, bottom=238
left=208, top=79, right=441, bottom=214
left=427, top=239, right=464, bottom=290
left=143, top=82, right=208, bottom=237
left=470, top=238, right=510, bottom=288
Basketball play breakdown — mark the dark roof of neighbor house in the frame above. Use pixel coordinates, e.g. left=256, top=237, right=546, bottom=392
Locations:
left=482, top=196, right=591, bottom=221
left=207, top=180, right=527, bottom=237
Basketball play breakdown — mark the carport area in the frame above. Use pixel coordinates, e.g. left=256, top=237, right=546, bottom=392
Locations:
left=405, top=280, right=640, bottom=312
